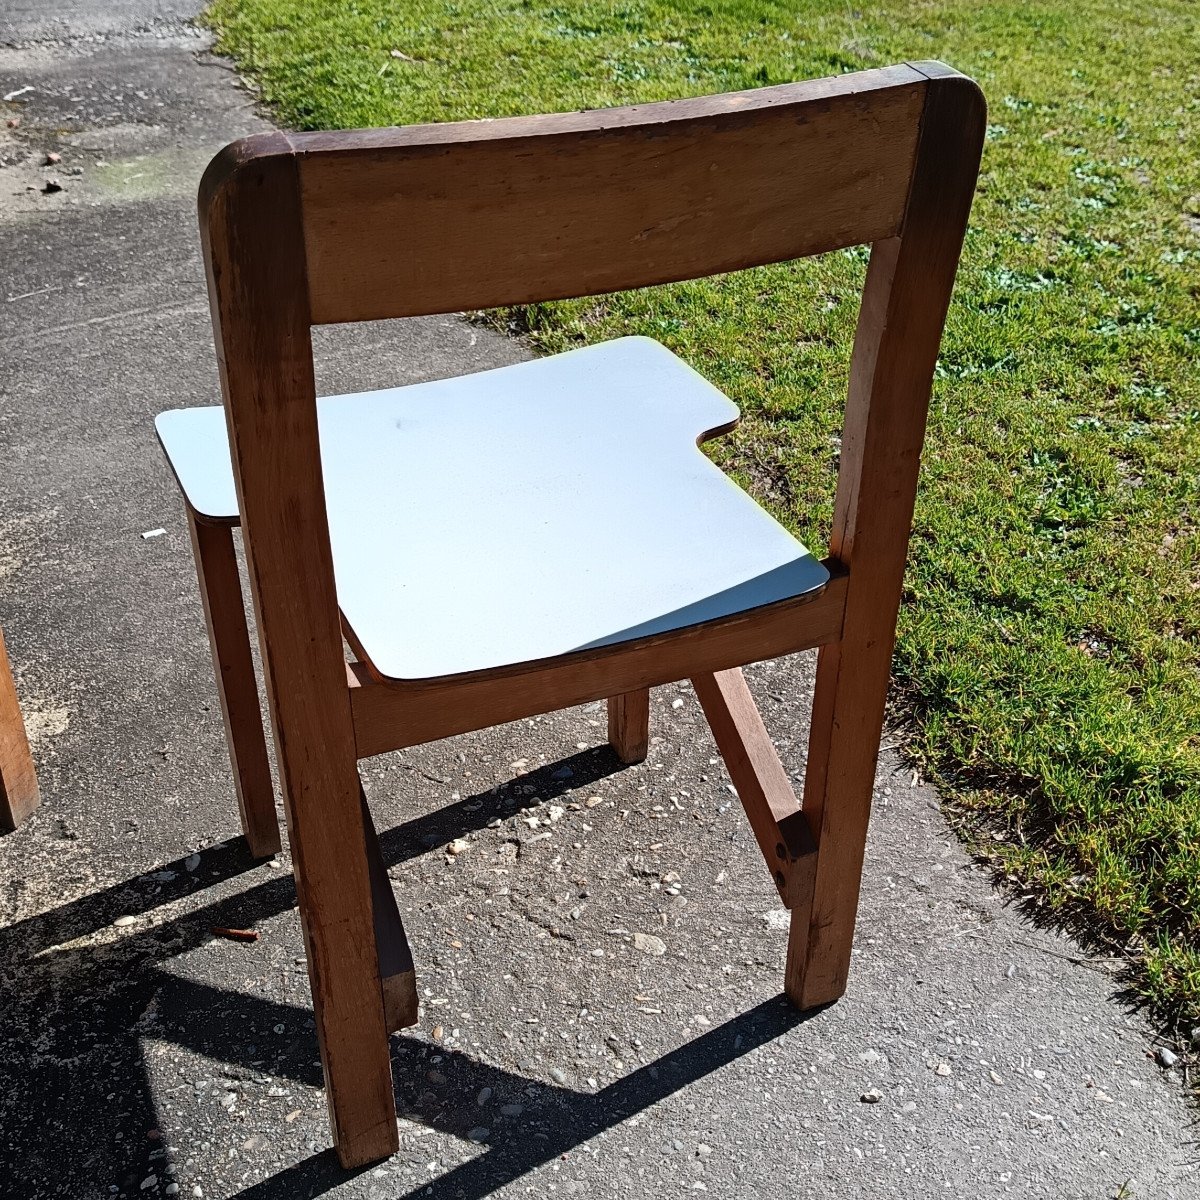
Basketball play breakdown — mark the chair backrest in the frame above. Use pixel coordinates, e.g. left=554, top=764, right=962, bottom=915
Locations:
left=197, top=61, right=984, bottom=794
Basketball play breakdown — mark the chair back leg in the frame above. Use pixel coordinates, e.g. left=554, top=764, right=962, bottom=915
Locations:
left=284, top=751, right=399, bottom=1166
left=785, top=638, right=884, bottom=1008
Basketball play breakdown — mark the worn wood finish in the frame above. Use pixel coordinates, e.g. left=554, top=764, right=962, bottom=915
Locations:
left=691, top=669, right=816, bottom=908
left=786, top=68, right=986, bottom=1010
left=187, top=510, right=280, bottom=858
left=608, top=689, right=650, bottom=764
left=292, top=65, right=926, bottom=323
left=200, top=139, right=397, bottom=1167
left=0, top=627, right=38, bottom=833
left=360, top=786, right=419, bottom=1031
left=349, top=569, right=847, bottom=759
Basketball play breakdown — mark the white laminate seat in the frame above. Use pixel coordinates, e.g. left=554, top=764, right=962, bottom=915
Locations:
left=156, top=336, right=829, bottom=681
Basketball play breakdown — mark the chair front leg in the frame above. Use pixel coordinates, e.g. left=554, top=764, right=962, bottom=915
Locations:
left=187, top=509, right=280, bottom=858
left=0, top=626, right=39, bottom=832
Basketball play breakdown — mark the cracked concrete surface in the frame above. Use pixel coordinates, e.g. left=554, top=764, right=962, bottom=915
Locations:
left=1, top=4, right=1195, bottom=1198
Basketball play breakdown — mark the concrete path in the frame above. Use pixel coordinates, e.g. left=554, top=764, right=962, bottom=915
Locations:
left=0, top=6, right=1193, bottom=1198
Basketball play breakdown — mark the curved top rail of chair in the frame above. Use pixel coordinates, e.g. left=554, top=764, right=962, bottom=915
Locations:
left=198, top=60, right=985, bottom=326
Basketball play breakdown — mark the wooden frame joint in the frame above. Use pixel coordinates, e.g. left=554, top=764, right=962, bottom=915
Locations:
left=691, top=668, right=817, bottom=909
left=359, top=783, right=418, bottom=1031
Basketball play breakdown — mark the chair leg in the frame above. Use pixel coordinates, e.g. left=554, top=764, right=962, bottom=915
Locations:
left=784, top=638, right=887, bottom=1010
left=608, top=688, right=650, bottom=763
left=283, top=761, right=398, bottom=1167
left=0, top=626, right=39, bottom=833
left=187, top=510, right=281, bottom=858
left=692, top=668, right=817, bottom=915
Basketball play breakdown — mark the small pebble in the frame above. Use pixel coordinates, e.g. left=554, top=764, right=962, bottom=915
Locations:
left=860, top=1089, right=883, bottom=1104
left=114, top=915, right=138, bottom=928
left=500, top=1103, right=524, bottom=1117
left=696, top=1144, right=712, bottom=1158
left=45, top=151, right=61, bottom=165
left=467, top=1127, right=490, bottom=1142
left=1156, top=1046, right=1179, bottom=1069
left=632, top=932, right=666, bottom=956
left=477, top=1087, right=492, bottom=1106
left=185, top=853, right=201, bottom=872
left=549, top=1067, right=567, bottom=1085
left=446, top=839, right=469, bottom=855
left=934, top=1062, right=952, bottom=1077
left=140, top=1177, right=157, bottom=1191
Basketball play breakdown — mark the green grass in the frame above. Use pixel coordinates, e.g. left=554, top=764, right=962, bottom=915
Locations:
left=204, top=0, right=1200, bottom=1021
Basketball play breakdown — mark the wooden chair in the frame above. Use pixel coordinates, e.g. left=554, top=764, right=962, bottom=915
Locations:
left=0, top=626, right=40, bottom=832
left=156, top=61, right=984, bottom=1167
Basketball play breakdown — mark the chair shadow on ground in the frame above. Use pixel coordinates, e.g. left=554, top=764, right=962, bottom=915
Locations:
left=223, top=995, right=813, bottom=1200
left=0, top=747, right=817, bottom=1199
